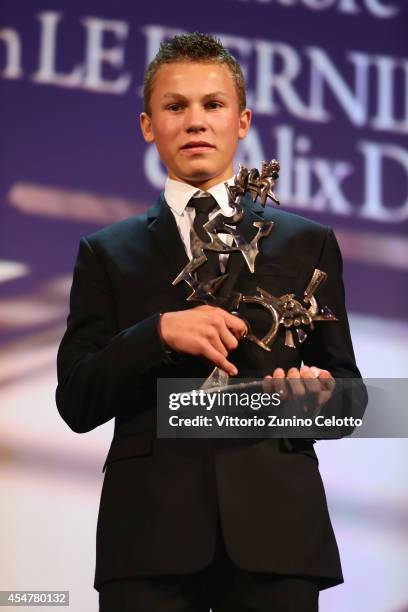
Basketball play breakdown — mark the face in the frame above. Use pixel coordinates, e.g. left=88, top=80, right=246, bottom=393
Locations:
left=140, top=61, right=251, bottom=190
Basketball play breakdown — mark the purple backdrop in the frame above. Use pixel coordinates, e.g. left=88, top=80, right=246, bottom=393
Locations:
left=1, top=0, right=407, bottom=332
left=1, top=3, right=408, bottom=611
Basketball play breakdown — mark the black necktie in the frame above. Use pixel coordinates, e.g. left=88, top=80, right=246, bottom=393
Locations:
left=189, top=194, right=221, bottom=282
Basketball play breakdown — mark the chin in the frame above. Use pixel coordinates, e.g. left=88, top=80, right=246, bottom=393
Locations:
left=179, top=166, right=215, bottom=183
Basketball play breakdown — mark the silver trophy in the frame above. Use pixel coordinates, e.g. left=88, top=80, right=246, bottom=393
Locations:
left=172, top=160, right=337, bottom=389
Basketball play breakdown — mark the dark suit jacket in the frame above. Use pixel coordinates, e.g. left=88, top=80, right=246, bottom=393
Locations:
left=56, top=193, right=365, bottom=592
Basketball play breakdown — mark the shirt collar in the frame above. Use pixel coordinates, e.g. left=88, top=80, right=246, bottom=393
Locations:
left=164, top=176, right=235, bottom=216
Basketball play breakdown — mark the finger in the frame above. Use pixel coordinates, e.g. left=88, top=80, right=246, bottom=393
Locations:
left=209, top=308, right=247, bottom=343
left=237, top=317, right=250, bottom=339
left=262, top=375, right=272, bottom=393
left=228, top=316, right=249, bottom=340
left=299, top=366, right=321, bottom=413
left=317, top=370, right=335, bottom=408
left=319, top=377, right=335, bottom=395
left=204, top=327, right=228, bottom=358
left=318, top=369, right=335, bottom=384
left=262, top=375, right=275, bottom=394
left=203, top=343, right=238, bottom=376
left=272, top=368, right=287, bottom=399
left=222, top=310, right=248, bottom=338
left=287, top=368, right=306, bottom=398
left=310, top=366, right=322, bottom=378
left=316, top=387, right=333, bottom=410
left=273, top=368, right=285, bottom=378
left=300, top=366, right=320, bottom=396
left=218, top=319, right=240, bottom=352
left=299, top=366, right=323, bottom=413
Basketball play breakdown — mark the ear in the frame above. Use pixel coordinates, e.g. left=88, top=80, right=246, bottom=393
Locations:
left=140, top=112, right=155, bottom=143
left=238, top=108, right=252, bottom=140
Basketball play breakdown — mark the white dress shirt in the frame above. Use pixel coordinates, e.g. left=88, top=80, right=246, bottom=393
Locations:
left=164, top=176, right=235, bottom=272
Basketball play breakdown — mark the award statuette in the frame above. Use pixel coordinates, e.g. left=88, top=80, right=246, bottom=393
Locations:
left=172, top=160, right=337, bottom=389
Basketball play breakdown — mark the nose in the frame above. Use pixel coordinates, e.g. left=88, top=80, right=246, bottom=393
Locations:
left=184, top=104, right=207, bottom=133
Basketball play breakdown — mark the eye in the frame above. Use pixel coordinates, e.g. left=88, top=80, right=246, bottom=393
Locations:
left=167, top=103, right=184, bottom=112
left=206, top=101, right=223, bottom=109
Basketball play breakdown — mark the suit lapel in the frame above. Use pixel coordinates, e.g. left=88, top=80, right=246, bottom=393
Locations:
left=147, top=192, right=273, bottom=304
left=217, top=194, right=267, bottom=299
left=147, top=193, right=191, bottom=301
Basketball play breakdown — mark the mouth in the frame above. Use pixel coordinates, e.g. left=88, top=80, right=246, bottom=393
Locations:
left=180, top=141, right=215, bottom=153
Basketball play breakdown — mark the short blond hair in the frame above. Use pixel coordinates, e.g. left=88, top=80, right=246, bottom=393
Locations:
left=143, top=32, right=247, bottom=115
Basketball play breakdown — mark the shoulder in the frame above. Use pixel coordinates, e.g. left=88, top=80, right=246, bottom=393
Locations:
left=84, top=211, right=150, bottom=247
left=252, top=205, right=342, bottom=270
left=261, top=205, right=329, bottom=239
left=72, top=194, right=162, bottom=267
left=78, top=194, right=162, bottom=258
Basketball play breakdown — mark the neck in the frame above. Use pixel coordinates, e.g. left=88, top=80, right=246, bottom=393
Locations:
left=169, top=172, right=234, bottom=192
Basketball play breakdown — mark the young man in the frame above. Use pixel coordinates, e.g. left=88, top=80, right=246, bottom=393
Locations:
left=56, top=33, right=364, bottom=611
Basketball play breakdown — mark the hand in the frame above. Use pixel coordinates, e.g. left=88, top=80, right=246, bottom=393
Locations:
left=159, top=305, right=248, bottom=376
left=263, top=366, right=335, bottom=413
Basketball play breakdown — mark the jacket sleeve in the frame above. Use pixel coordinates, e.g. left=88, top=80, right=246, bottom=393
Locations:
left=301, top=226, right=361, bottom=378
left=55, top=236, right=169, bottom=434
left=300, top=226, right=368, bottom=435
